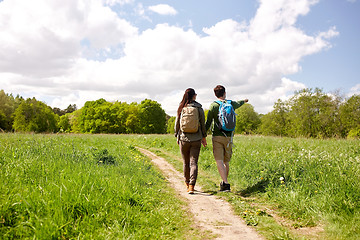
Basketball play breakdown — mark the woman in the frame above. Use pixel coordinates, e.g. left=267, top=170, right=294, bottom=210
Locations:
left=175, top=88, right=207, bottom=194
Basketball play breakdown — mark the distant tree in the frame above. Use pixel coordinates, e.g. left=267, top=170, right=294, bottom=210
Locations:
left=126, top=103, right=140, bottom=133
left=235, top=103, right=261, bottom=134
left=287, top=88, right=340, bottom=138
left=58, top=114, right=71, bottom=132
left=287, top=89, right=317, bottom=137
left=78, top=98, right=107, bottom=133
left=0, top=109, right=6, bottom=131
left=93, top=101, right=114, bottom=133
left=347, top=128, right=360, bottom=139
left=258, top=99, right=291, bottom=136
left=65, top=104, right=77, bottom=114
left=53, top=104, right=77, bottom=117
left=138, top=99, right=166, bottom=134
left=316, top=92, right=342, bottom=138
left=339, top=95, right=360, bottom=138
left=167, top=116, right=175, bottom=134
left=112, top=101, right=130, bottom=133
left=0, top=90, right=18, bottom=131
left=258, top=112, right=277, bottom=136
left=68, top=109, right=82, bottom=133
left=13, top=98, right=57, bottom=133
left=76, top=98, right=167, bottom=134
left=53, top=107, right=65, bottom=116
left=258, top=89, right=345, bottom=138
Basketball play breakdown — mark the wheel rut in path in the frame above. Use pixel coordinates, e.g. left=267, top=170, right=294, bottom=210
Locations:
left=137, top=147, right=264, bottom=240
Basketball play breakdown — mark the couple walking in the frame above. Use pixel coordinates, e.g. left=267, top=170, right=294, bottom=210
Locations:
left=174, top=85, right=248, bottom=194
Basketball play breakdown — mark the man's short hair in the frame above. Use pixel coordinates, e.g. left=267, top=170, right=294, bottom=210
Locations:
left=214, top=85, right=225, bottom=98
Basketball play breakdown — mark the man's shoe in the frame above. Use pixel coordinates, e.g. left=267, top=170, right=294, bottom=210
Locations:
left=188, top=185, right=195, bottom=194
left=220, top=181, right=231, bottom=192
left=224, top=183, right=231, bottom=192
left=220, top=181, right=226, bottom=191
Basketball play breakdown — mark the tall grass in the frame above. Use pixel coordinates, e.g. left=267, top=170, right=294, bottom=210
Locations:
left=0, top=134, right=200, bottom=239
left=129, top=134, right=360, bottom=240
left=2, top=133, right=359, bottom=239
left=230, top=136, right=359, bottom=238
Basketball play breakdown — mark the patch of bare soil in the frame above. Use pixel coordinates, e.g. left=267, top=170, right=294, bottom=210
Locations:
left=137, top=147, right=264, bottom=240
left=265, top=207, right=324, bottom=239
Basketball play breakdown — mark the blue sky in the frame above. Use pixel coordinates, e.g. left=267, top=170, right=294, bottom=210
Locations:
left=0, top=0, right=359, bottom=115
left=292, top=0, right=360, bottom=92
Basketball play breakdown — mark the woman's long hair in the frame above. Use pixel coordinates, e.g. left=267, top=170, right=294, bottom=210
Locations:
left=177, top=88, right=196, bottom=117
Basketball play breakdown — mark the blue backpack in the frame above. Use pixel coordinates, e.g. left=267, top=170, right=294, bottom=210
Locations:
left=216, top=100, right=236, bottom=132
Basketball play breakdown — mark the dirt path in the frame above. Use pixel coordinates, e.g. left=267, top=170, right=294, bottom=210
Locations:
left=137, top=147, right=264, bottom=240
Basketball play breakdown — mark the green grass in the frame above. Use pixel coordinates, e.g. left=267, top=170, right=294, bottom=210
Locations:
left=0, top=134, right=204, bottom=239
left=127, top=134, right=360, bottom=240
left=1, top=133, right=359, bottom=239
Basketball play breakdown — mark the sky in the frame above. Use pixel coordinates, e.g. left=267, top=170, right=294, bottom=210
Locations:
left=0, top=0, right=359, bottom=116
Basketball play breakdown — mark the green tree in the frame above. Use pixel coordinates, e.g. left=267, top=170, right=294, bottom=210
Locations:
left=58, top=114, right=71, bottom=132
left=125, top=103, right=140, bottom=133
left=258, top=89, right=344, bottom=138
left=93, top=101, right=114, bottom=133
left=53, top=104, right=77, bottom=116
left=138, top=99, right=166, bottom=134
left=339, top=95, right=360, bottom=138
left=0, top=109, right=6, bottom=132
left=68, top=109, right=82, bottom=133
left=258, top=99, right=290, bottom=136
left=53, top=107, right=65, bottom=116
left=287, top=88, right=340, bottom=138
left=235, top=103, right=261, bottom=134
left=167, top=116, right=176, bottom=134
left=13, top=98, right=57, bottom=133
left=65, top=104, right=77, bottom=114
left=79, top=98, right=108, bottom=133
left=258, top=112, right=277, bottom=136
left=287, top=89, right=317, bottom=137
left=112, top=101, right=130, bottom=133
left=0, top=90, right=22, bottom=131
left=78, top=99, right=165, bottom=134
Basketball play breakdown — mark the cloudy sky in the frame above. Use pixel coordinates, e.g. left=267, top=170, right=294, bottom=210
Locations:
left=1, top=0, right=359, bottom=116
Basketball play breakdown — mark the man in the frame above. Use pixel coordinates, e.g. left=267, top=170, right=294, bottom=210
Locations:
left=205, top=85, right=248, bottom=192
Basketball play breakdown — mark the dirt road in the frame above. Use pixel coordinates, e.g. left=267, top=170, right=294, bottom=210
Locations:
left=137, top=147, right=264, bottom=240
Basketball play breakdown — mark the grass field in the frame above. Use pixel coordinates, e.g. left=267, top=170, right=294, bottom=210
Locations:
left=1, top=133, right=359, bottom=239
left=0, top=134, right=205, bottom=239
left=126, top=134, right=360, bottom=240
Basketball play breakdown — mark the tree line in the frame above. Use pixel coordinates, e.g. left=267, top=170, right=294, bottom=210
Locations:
left=257, top=88, right=360, bottom=138
left=0, top=89, right=359, bottom=138
left=169, top=88, right=360, bottom=139
left=0, top=90, right=167, bottom=134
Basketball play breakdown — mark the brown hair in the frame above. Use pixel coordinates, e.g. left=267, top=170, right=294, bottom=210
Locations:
left=214, top=85, right=225, bottom=98
left=177, top=88, right=196, bottom=117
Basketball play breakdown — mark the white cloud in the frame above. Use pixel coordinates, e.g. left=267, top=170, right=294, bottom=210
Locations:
left=0, top=0, right=339, bottom=115
left=0, top=0, right=137, bottom=77
left=250, top=0, right=320, bottom=37
left=148, top=4, right=177, bottom=16
left=349, top=84, right=360, bottom=96
left=102, top=0, right=134, bottom=6
left=249, top=78, right=307, bottom=113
